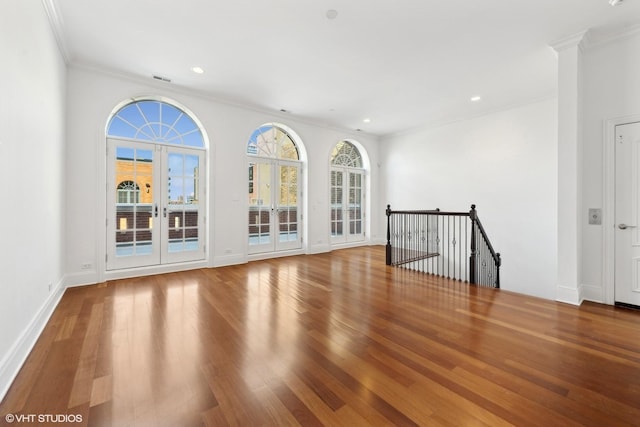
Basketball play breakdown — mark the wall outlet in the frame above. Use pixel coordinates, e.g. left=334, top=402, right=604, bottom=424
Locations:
left=81, top=263, right=92, bottom=270
left=224, top=248, right=232, bottom=254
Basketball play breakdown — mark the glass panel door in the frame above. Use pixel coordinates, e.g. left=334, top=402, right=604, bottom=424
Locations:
left=348, top=171, right=364, bottom=240
left=330, top=167, right=364, bottom=244
left=248, top=159, right=302, bottom=254
left=330, top=170, right=344, bottom=241
left=248, top=160, right=274, bottom=253
left=107, top=139, right=205, bottom=269
left=107, top=140, right=160, bottom=269
left=164, top=148, right=205, bottom=263
left=277, top=162, right=301, bottom=251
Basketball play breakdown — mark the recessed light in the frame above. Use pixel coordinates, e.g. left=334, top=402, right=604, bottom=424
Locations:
left=363, top=118, right=371, bottom=123
left=609, top=0, right=623, bottom=6
left=326, top=9, right=338, bottom=19
left=470, top=96, right=481, bottom=102
left=191, top=66, right=205, bottom=74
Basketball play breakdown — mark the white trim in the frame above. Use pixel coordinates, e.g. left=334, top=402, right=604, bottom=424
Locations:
left=247, top=248, right=305, bottom=262
left=581, top=283, right=605, bottom=303
left=549, top=30, right=590, bottom=53
left=556, top=284, right=583, bottom=306
left=0, top=276, right=66, bottom=402
left=213, top=254, right=247, bottom=268
left=583, top=23, right=640, bottom=50
left=603, top=115, right=640, bottom=306
left=308, top=243, right=332, bottom=255
left=41, top=0, right=70, bottom=63
left=65, top=271, right=99, bottom=288
left=70, top=62, right=374, bottom=140
left=103, top=260, right=209, bottom=282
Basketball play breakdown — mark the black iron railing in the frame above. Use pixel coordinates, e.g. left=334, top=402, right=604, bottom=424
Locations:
left=385, top=204, right=501, bottom=288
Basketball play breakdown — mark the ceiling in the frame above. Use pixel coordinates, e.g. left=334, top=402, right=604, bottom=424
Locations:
left=50, top=0, right=640, bottom=136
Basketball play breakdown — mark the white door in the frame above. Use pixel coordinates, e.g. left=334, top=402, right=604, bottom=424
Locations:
left=107, top=139, right=205, bottom=270
left=615, top=121, right=640, bottom=307
left=248, top=159, right=302, bottom=254
left=330, top=168, right=365, bottom=244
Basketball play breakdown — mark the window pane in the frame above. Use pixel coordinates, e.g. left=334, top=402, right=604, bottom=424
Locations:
left=108, top=100, right=204, bottom=147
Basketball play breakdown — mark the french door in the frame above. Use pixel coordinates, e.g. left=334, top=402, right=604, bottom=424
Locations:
left=248, top=158, right=302, bottom=254
left=106, top=138, right=205, bottom=270
left=330, top=168, right=365, bottom=244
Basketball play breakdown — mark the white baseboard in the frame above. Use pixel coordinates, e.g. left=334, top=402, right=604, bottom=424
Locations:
left=103, top=260, right=209, bottom=282
left=580, top=283, right=605, bottom=304
left=0, top=276, right=66, bottom=402
left=64, top=270, right=99, bottom=288
left=307, top=243, right=331, bottom=254
left=213, top=253, right=247, bottom=267
left=556, top=284, right=583, bottom=306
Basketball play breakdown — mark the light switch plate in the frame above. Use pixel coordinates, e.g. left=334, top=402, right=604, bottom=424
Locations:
left=589, top=208, right=602, bottom=225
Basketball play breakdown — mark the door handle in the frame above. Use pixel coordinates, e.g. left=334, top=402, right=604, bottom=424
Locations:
left=618, top=224, right=637, bottom=230
left=154, top=204, right=158, bottom=218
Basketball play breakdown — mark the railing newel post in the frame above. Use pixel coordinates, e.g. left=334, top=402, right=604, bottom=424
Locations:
left=469, top=204, right=477, bottom=285
left=386, top=204, right=392, bottom=265
left=496, top=252, right=501, bottom=288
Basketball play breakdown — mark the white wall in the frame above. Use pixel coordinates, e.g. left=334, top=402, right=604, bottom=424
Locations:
left=581, top=31, right=640, bottom=301
left=380, top=99, right=558, bottom=299
left=64, top=66, right=381, bottom=285
left=0, top=1, right=67, bottom=399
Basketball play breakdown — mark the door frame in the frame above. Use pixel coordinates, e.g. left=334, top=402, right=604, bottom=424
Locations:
left=604, top=114, right=640, bottom=305
left=97, top=97, right=211, bottom=283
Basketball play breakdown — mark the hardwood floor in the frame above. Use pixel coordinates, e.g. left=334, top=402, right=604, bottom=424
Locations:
left=2, top=246, right=640, bottom=426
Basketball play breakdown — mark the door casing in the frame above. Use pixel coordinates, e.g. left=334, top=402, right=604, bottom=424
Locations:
left=604, top=115, right=640, bottom=305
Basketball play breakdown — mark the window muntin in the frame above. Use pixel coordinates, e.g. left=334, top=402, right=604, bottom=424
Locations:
left=108, top=100, right=204, bottom=147
left=331, top=141, right=362, bottom=168
left=247, top=124, right=299, bottom=160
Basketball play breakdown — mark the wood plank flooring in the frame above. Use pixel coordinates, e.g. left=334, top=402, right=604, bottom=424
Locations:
left=2, top=246, right=640, bottom=426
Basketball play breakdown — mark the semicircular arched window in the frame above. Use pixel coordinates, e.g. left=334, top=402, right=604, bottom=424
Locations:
left=331, top=141, right=363, bottom=168
left=107, top=100, right=204, bottom=147
left=247, top=124, right=299, bottom=160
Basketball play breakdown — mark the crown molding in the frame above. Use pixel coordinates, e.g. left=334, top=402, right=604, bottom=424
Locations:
left=41, top=0, right=71, bottom=63
left=549, top=30, right=591, bottom=53
left=68, top=62, right=379, bottom=140
left=585, top=22, right=640, bottom=49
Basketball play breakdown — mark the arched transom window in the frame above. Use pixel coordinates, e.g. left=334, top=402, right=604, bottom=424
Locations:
left=247, top=124, right=299, bottom=160
left=331, top=141, right=362, bottom=168
left=108, top=100, right=204, bottom=147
